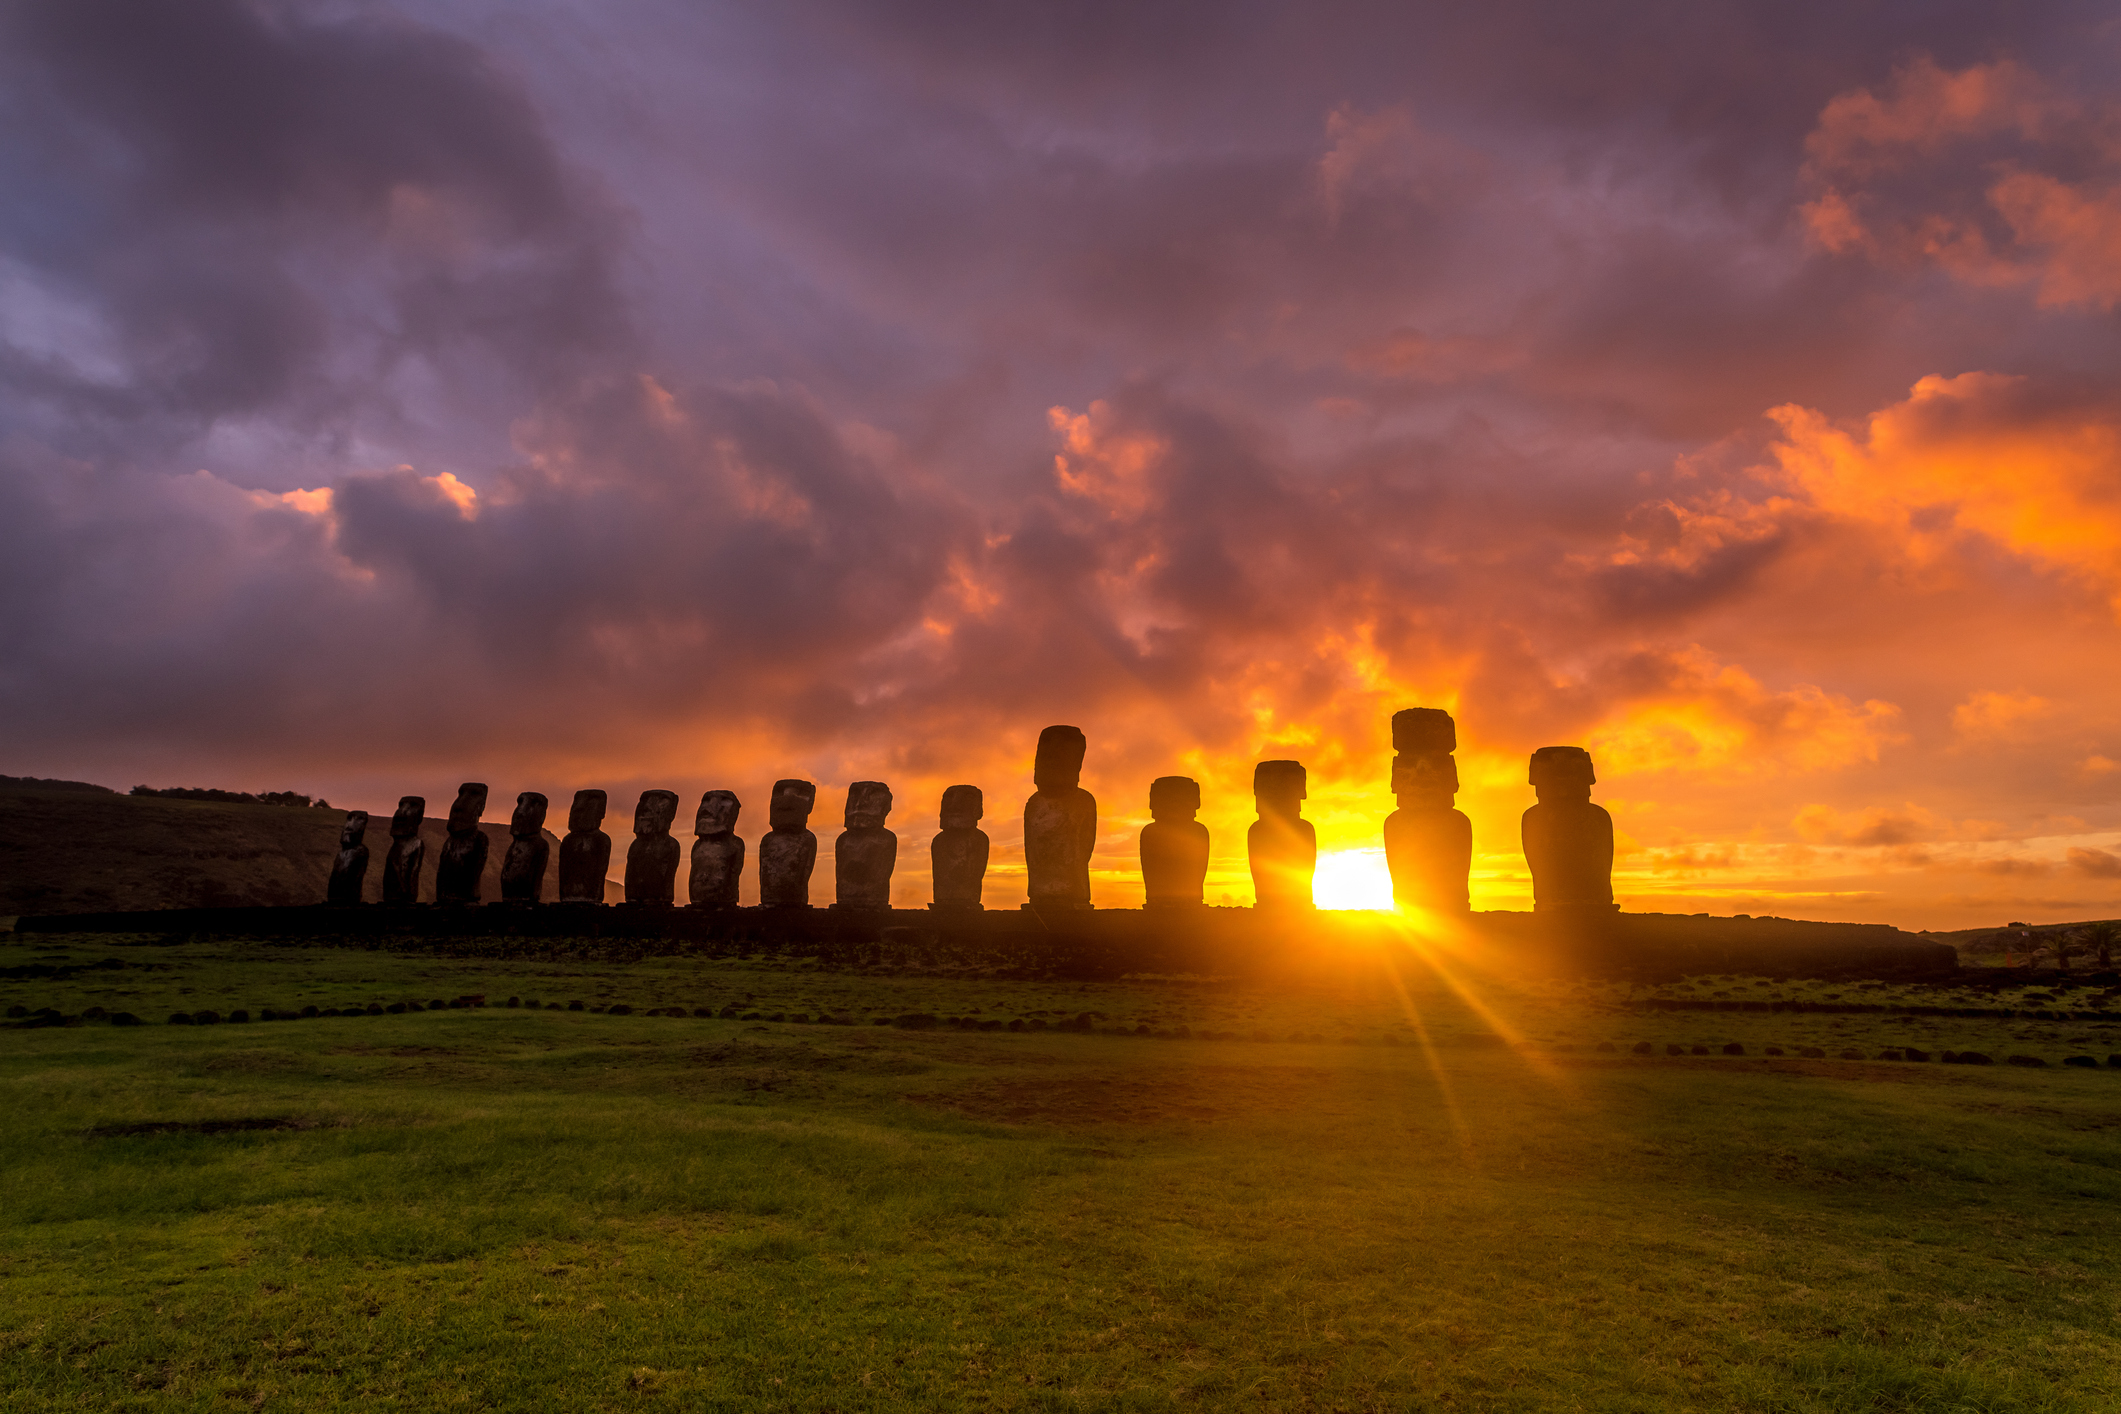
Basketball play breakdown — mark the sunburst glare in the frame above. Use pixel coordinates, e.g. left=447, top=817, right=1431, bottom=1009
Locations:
left=1312, top=847, right=1396, bottom=910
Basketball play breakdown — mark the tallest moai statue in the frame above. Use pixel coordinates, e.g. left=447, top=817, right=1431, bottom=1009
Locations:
left=1383, top=708, right=1472, bottom=913
left=1024, top=726, right=1096, bottom=912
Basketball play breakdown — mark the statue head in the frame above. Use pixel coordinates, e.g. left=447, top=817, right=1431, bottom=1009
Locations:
left=1033, top=725, right=1087, bottom=791
left=389, top=796, right=425, bottom=839
left=340, top=810, right=369, bottom=848
left=1254, top=760, right=1307, bottom=819
left=844, top=780, right=893, bottom=830
left=634, top=789, right=679, bottom=837
left=510, top=792, right=548, bottom=838
left=1149, top=775, right=1200, bottom=822
left=1391, top=753, right=1458, bottom=808
left=1529, top=745, right=1595, bottom=802
left=939, top=783, right=983, bottom=830
left=567, top=789, right=607, bottom=833
left=769, top=778, right=817, bottom=830
left=696, top=789, right=740, bottom=836
left=446, top=783, right=488, bottom=835
left=1391, top=707, right=1456, bottom=755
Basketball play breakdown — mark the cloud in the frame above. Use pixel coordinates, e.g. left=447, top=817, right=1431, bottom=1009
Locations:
left=2070, top=847, right=2121, bottom=878
left=1952, top=689, right=2054, bottom=743
left=1766, top=373, right=2121, bottom=610
left=1801, top=55, right=2121, bottom=309
left=1794, top=804, right=1947, bottom=847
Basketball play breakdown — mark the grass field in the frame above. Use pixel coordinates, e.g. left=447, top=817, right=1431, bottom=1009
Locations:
left=3, top=932, right=2120, bottom=1411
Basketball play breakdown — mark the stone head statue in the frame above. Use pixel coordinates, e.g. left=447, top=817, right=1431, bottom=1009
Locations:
left=390, top=796, right=425, bottom=839
left=939, top=784, right=983, bottom=830
left=447, top=783, right=488, bottom=834
left=696, top=789, right=740, bottom=835
left=845, top=781, right=892, bottom=830
left=1529, top=746, right=1596, bottom=800
left=568, top=789, right=607, bottom=832
left=510, top=792, right=548, bottom=837
left=770, top=779, right=817, bottom=829
left=1149, top=776, right=1201, bottom=821
left=340, top=811, right=369, bottom=848
left=1254, top=760, right=1307, bottom=818
left=1033, top=725, right=1087, bottom=791
left=1392, top=753, right=1459, bottom=805
left=1392, top=707, right=1456, bottom=755
left=634, top=789, right=679, bottom=836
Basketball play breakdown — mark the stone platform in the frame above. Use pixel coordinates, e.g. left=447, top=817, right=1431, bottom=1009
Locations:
left=13, top=904, right=1958, bottom=980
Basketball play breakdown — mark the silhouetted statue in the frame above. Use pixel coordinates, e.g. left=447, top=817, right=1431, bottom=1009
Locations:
left=1140, top=776, right=1208, bottom=908
left=1248, top=760, right=1316, bottom=909
left=1521, top=746, right=1615, bottom=913
left=930, top=784, right=989, bottom=910
left=500, top=792, right=549, bottom=903
left=326, top=811, right=369, bottom=906
left=383, top=795, right=425, bottom=904
left=1383, top=708, right=1472, bottom=913
left=834, top=781, right=897, bottom=910
left=625, top=789, right=682, bottom=905
left=435, top=783, right=490, bottom=905
left=1024, top=725, right=1096, bottom=911
left=760, top=779, right=819, bottom=907
left=688, top=790, right=744, bottom=908
left=557, top=790, right=610, bottom=904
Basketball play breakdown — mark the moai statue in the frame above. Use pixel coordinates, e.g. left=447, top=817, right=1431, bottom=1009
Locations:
left=557, top=790, right=611, bottom=904
left=1248, top=760, right=1316, bottom=909
left=1024, top=725, right=1096, bottom=912
left=499, top=792, right=550, bottom=903
left=833, top=781, right=897, bottom=910
left=760, top=779, right=819, bottom=907
left=434, top=783, right=490, bottom=905
left=930, top=784, right=989, bottom=910
left=624, top=789, right=682, bottom=905
left=382, top=795, right=425, bottom=904
left=1383, top=708, right=1472, bottom=913
left=1140, top=776, right=1209, bottom=908
left=1521, top=746, right=1616, bottom=914
left=326, top=811, right=369, bottom=906
left=688, top=790, right=744, bottom=908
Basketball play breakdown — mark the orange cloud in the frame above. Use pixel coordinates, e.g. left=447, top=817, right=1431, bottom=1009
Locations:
left=1581, top=649, right=1902, bottom=778
left=2070, top=847, right=2121, bottom=879
left=1951, top=689, right=2053, bottom=743
left=1766, top=372, right=2121, bottom=608
left=1048, top=401, right=1165, bottom=518
left=1793, top=803, right=1946, bottom=847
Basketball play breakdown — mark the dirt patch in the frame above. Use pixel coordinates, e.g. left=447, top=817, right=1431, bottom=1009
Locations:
left=86, top=1117, right=322, bottom=1138
left=909, top=1064, right=1352, bottom=1128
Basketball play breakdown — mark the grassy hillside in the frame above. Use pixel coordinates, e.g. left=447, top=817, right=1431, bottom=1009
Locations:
left=0, top=786, right=575, bottom=915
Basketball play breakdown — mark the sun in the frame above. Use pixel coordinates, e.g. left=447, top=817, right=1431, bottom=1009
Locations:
left=1312, top=847, right=1395, bottom=911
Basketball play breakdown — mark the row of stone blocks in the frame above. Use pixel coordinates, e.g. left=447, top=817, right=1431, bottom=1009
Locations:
left=325, top=715, right=1624, bottom=913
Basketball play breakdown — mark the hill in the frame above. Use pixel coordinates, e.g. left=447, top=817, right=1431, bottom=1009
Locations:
left=0, top=784, right=595, bottom=915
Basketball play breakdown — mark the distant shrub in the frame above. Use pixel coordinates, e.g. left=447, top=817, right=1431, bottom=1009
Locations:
left=128, top=785, right=332, bottom=808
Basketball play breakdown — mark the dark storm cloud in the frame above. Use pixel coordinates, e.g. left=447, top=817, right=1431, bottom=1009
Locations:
left=0, top=0, right=622, bottom=429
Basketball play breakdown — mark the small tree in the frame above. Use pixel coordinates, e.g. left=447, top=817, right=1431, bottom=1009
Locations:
left=2052, top=928, right=2077, bottom=973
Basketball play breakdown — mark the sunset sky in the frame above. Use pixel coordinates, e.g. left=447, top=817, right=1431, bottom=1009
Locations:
left=3, top=1, right=2119, bottom=926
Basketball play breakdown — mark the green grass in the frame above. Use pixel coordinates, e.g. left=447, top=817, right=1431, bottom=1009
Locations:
left=2, top=934, right=2119, bottom=1411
